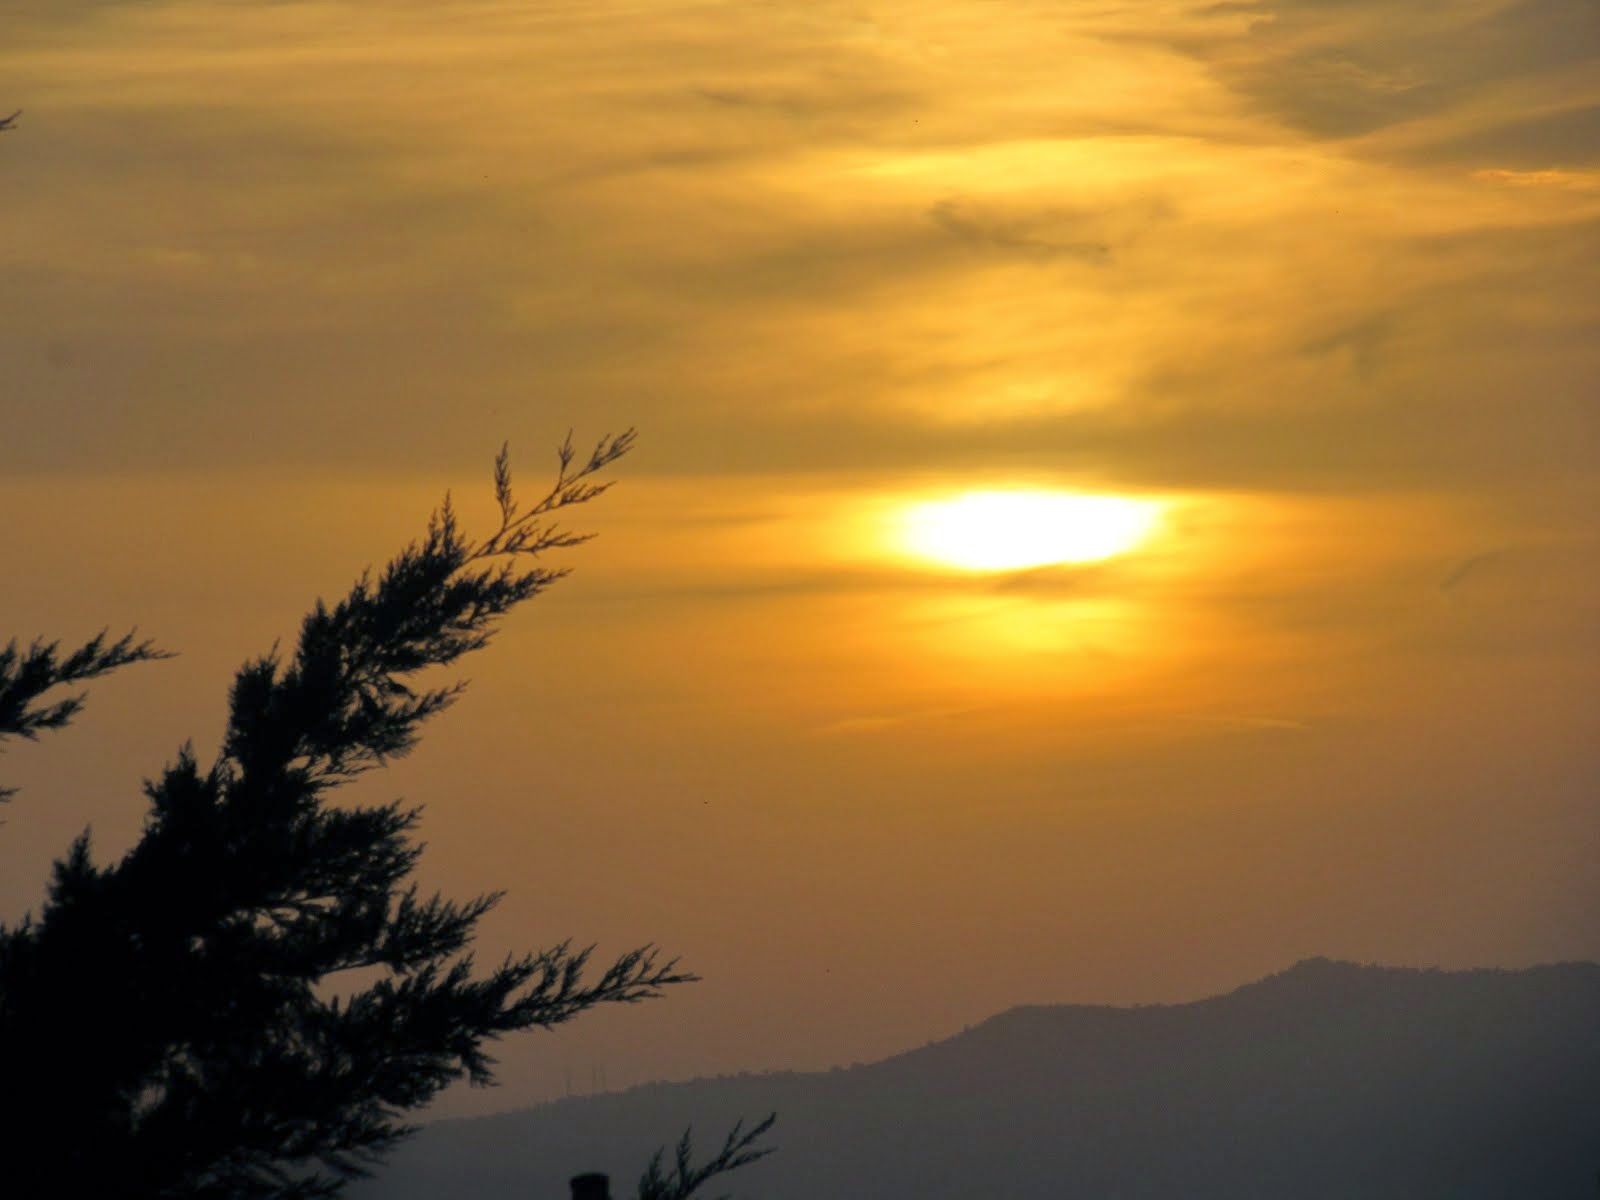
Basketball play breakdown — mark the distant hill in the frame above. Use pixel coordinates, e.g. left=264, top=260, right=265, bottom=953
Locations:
left=352, top=959, right=1600, bottom=1198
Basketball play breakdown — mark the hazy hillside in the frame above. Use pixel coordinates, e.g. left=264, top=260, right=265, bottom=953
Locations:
left=353, top=959, right=1600, bottom=1198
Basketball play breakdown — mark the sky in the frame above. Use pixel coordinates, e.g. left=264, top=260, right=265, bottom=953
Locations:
left=2, top=0, right=1597, bottom=1117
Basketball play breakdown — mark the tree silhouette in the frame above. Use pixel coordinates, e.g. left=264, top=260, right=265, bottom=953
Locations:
left=637, top=1114, right=778, bottom=1200
left=0, top=629, right=172, bottom=804
left=0, top=434, right=773, bottom=1198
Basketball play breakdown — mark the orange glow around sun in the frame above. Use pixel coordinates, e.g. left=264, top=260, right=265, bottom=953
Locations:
left=895, top=490, right=1163, bottom=571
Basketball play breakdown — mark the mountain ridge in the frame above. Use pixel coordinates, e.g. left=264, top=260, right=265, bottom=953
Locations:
left=354, top=958, right=1600, bottom=1198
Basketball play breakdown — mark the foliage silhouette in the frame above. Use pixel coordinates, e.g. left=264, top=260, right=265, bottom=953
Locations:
left=636, top=1113, right=778, bottom=1200
left=0, top=630, right=172, bottom=804
left=564, top=1110, right=777, bottom=1200
left=0, top=433, right=766, bottom=1198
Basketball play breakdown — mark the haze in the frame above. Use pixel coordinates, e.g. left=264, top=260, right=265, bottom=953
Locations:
left=2, top=0, right=1596, bottom=1118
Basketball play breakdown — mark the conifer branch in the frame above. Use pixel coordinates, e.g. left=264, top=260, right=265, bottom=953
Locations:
left=0, top=629, right=172, bottom=802
left=0, top=433, right=715, bottom=1199
left=637, top=1113, right=778, bottom=1200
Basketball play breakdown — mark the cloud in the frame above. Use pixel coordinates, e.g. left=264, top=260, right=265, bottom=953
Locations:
left=1179, top=713, right=1311, bottom=734
left=808, top=706, right=982, bottom=738
left=1, top=0, right=1595, bottom=524
left=1183, top=0, right=1600, bottom=161
left=926, top=199, right=1113, bottom=264
left=1472, top=166, right=1600, bottom=189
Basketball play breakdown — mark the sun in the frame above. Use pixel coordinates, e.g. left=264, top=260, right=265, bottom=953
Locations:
left=896, top=490, right=1162, bottom=571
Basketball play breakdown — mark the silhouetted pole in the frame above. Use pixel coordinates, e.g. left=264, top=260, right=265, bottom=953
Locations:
left=570, top=1172, right=611, bottom=1200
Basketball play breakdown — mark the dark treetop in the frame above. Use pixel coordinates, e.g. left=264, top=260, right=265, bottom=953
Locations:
left=0, top=434, right=764, bottom=1198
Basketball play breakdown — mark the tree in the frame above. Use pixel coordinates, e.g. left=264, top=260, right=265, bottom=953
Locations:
left=0, top=434, right=771, bottom=1198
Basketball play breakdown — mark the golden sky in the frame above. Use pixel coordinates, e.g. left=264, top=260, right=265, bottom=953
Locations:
left=2, top=0, right=1597, bottom=1114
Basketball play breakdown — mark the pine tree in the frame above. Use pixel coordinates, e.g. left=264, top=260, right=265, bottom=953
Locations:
left=0, top=433, right=766, bottom=1198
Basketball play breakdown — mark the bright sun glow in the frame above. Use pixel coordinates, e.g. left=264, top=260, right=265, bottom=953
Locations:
left=897, top=490, right=1162, bottom=571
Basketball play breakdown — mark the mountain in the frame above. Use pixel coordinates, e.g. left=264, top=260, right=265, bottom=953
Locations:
left=352, top=959, right=1600, bottom=1198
